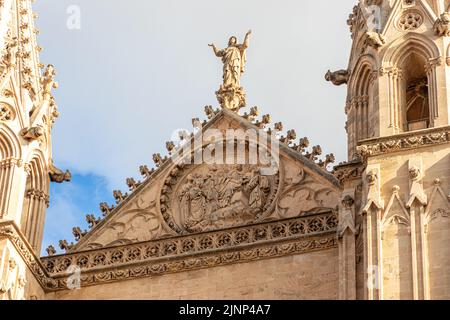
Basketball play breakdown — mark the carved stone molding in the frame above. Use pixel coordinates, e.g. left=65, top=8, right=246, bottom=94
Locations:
left=0, top=158, right=23, bottom=172
left=333, top=159, right=365, bottom=186
left=0, top=221, right=55, bottom=291
left=41, top=212, right=338, bottom=290
left=357, top=126, right=450, bottom=159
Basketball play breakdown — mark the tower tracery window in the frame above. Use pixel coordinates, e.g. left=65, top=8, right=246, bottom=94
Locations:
left=401, top=53, right=430, bottom=131
left=398, top=11, right=423, bottom=31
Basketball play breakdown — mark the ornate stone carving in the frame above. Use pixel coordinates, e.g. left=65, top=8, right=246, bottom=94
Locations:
left=49, top=161, right=71, bottom=183
left=99, top=202, right=114, bottom=216
left=357, top=126, right=450, bottom=158
left=0, top=222, right=53, bottom=290
left=325, top=69, right=349, bottom=86
left=209, top=30, right=252, bottom=111
left=0, top=37, right=18, bottom=78
left=338, top=195, right=356, bottom=238
left=275, top=168, right=338, bottom=219
left=113, top=190, right=127, bottom=204
left=72, top=227, right=87, bottom=241
left=433, top=13, right=450, bottom=36
left=41, top=212, right=338, bottom=290
left=216, top=85, right=246, bottom=112
left=398, top=10, right=423, bottom=31
left=0, top=103, right=15, bottom=121
left=161, top=163, right=280, bottom=234
left=46, top=245, right=56, bottom=256
left=20, top=126, right=44, bottom=141
left=86, top=214, right=101, bottom=228
left=363, top=31, right=385, bottom=49
left=40, top=64, right=58, bottom=101
left=59, top=240, right=74, bottom=252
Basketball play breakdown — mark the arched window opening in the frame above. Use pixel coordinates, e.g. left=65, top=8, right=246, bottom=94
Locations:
left=402, top=53, right=430, bottom=131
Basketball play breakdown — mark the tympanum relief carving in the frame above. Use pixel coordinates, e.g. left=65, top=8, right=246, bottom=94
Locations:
left=162, top=163, right=280, bottom=234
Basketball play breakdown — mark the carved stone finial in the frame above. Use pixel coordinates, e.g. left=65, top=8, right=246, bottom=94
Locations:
left=58, top=240, right=74, bottom=252
left=153, top=153, right=163, bottom=167
left=72, top=227, right=87, bottom=241
left=296, top=137, right=310, bottom=154
left=274, top=122, right=283, bottom=132
left=255, top=114, right=271, bottom=128
left=204, top=105, right=218, bottom=119
left=139, top=165, right=152, bottom=179
left=280, top=129, right=296, bottom=145
left=325, top=69, right=349, bottom=86
left=126, top=177, right=140, bottom=191
left=166, top=141, right=175, bottom=155
left=319, top=153, right=336, bottom=169
left=113, top=190, right=127, bottom=204
left=86, top=214, right=101, bottom=228
left=46, top=245, right=56, bottom=256
left=99, top=202, right=113, bottom=216
left=305, top=145, right=322, bottom=161
left=243, top=106, right=259, bottom=122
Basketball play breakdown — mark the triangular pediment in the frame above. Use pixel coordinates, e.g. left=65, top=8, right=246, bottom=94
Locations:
left=67, top=108, right=340, bottom=253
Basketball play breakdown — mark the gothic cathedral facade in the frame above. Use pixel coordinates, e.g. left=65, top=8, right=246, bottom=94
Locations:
left=0, top=0, right=449, bottom=300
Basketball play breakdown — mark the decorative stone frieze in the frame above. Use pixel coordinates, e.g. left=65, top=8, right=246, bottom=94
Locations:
left=41, top=211, right=338, bottom=290
left=356, top=126, right=450, bottom=159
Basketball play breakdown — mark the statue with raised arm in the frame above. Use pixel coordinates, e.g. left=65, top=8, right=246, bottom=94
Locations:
left=209, top=30, right=251, bottom=88
left=209, top=30, right=252, bottom=111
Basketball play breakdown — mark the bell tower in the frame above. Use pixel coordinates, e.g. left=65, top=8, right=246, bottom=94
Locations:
left=332, top=0, right=450, bottom=300
left=0, top=0, right=69, bottom=300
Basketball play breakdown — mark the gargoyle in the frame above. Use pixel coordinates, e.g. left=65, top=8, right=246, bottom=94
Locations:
left=325, top=69, right=349, bottom=86
left=49, top=161, right=71, bottom=183
left=434, top=12, right=450, bottom=37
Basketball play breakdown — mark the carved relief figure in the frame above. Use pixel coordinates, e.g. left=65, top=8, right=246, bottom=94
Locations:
left=179, top=175, right=207, bottom=230
left=176, top=165, right=274, bottom=232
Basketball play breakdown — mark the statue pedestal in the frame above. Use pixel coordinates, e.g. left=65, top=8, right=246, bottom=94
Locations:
left=216, top=85, right=246, bottom=112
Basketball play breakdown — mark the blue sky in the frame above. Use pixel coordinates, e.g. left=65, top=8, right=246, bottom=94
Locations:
left=34, top=0, right=356, bottom=255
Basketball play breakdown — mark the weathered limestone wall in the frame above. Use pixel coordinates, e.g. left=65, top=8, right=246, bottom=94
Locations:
left=46, top=249, right=339, bottom=300
left=359, top=143, right=450, bottom=300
